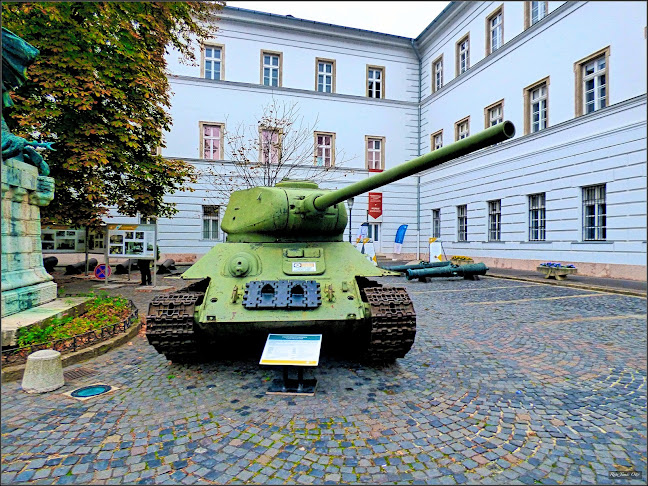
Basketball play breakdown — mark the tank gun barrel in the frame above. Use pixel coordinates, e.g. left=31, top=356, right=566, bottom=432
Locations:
left=313, top=121, right=515, bottom=211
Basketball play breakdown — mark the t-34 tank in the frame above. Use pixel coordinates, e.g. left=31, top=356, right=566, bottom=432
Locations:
left=146, top=121, right=515, bottom=363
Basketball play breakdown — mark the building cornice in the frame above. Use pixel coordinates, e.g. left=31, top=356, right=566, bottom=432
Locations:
left=169, top=74, right=418, bottom=108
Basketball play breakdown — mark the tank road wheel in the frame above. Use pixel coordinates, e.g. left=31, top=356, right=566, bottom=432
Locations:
left=361, top=286, right=416, bottom=363
left=145, top=292, right=204, bottom=363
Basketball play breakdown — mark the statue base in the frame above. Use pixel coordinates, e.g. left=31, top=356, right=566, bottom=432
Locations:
left=1, top=158, right=56, bottom=318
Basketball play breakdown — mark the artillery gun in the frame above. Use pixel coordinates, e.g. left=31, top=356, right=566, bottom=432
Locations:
left=146, top=121, right=515, bottom=363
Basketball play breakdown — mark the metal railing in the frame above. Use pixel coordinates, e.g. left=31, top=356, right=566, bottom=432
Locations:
left=1, top=300, right=139, bottom=367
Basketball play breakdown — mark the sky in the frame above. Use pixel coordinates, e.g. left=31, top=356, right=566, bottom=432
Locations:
left=225, top=1, right=452, bottom=38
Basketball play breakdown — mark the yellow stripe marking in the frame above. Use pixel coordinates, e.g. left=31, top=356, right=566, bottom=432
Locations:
left=260, top=359, right=317, bottom=365
left=464, top=293, right=604, bottom=305
left=534, top=314, right=646, bottom=325
left=412, top=285, right=537, bottom=294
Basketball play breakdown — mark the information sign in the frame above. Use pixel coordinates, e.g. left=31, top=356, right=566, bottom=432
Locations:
left=94, top=264, right=112, bottom=280
left=259, top=334, right=322, bottom=366
left=107, top=224, right=156, bottom=258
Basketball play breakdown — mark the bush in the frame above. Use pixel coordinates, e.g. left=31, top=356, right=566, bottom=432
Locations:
left=15, top=292, right=131, bottom=347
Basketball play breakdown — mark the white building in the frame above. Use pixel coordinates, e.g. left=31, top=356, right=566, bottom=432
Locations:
left=153, top=1, right=646, bottom=279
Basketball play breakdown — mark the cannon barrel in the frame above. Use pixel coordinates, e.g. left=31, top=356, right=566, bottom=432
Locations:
left=383, top=261, right=452, bottom=273
left=406, top=262, right=488, bottom=280
left=313, top=121, right=515, bottom=211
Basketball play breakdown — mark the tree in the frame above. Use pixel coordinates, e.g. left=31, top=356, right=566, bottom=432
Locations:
left=2, top=2, right=224, bottom=226
left=203, top=99, right=355, bottom=205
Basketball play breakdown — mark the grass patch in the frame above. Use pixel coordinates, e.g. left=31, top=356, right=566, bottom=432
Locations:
left=15, top=292, right=131, bottom=347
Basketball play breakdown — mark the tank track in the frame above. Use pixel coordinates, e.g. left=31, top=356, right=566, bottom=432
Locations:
left=362, top=285, right=416, bottom=362
left=145, top=291, right=204, bottom=363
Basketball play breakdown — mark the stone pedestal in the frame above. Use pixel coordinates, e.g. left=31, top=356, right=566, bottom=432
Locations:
left=1, top=158, right=56, bottom=317
left=21, top=349, right=64, bottom=393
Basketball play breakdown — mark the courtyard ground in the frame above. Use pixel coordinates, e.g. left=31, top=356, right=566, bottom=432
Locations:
left=1, top=270, right=646, bottom=485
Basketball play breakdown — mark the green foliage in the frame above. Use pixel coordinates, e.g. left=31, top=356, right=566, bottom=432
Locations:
left=15, top=292, right=131, bottom=347
left=2, top=2, right=224, bottom=226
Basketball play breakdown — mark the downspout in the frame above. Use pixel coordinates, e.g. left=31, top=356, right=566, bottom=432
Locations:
left=411, top=39, right=422, bottom=260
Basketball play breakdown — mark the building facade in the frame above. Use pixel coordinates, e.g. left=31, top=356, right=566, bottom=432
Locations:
left=130, top=1, right=646, bottom=279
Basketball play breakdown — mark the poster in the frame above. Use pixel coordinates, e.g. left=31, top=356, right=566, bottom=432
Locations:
left=106, top=224, right=156, bottom=258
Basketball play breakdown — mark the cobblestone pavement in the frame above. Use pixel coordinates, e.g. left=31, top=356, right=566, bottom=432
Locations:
left=2, top=274, right=646, bottom=485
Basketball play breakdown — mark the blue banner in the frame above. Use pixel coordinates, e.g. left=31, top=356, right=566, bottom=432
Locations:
left=395, top=224, right=408, bottom=244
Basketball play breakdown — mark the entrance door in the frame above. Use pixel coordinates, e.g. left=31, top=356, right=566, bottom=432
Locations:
left=367, top=223, right=381, bottom=252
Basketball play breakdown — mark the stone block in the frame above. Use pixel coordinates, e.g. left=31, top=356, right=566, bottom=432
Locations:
left=21, top=349, right=65, bottom=393
left=1, top=280, right=57, bottom=318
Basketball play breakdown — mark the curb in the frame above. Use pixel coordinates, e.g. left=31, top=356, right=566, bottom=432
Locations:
left=486, top=274, right=647, bottom=298
left=1, top=320, right=142, bottom=384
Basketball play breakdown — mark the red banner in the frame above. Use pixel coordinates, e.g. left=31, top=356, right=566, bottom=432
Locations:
left=368, top=192, right=383, bottom=219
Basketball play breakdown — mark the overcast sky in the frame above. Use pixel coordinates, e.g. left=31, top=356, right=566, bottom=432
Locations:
left=225, top=1, right=452, bottom=38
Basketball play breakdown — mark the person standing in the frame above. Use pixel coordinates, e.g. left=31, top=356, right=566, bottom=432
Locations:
left=137, top=258, right=152, bottom=286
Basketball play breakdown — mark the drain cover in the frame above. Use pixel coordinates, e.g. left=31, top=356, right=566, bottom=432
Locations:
left=63, top=383, right=119, bottom=401
left=63, top=367, right=97, bottom=381
left=71, top=384, right=112, bottom=398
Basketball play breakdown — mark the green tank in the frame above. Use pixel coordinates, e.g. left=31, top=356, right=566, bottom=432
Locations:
left=146, top=121, right=515, bottom=363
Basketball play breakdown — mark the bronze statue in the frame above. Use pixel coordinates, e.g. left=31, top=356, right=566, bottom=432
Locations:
left=1, top=27, right=54, bottom=175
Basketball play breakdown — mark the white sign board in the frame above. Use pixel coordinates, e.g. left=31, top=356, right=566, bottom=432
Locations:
left=259, top=334, right=322, bottom=366
left=107, top=224, right=156, bottom=258
left=429, top=237, right=444, bottom=262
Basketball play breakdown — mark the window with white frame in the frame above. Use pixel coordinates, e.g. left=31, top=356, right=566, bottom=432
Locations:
left=528, top=193, right=546, bottom=241
left=583, top=184, right=606, bottom=241
left=433, top=56, right=443, bottom=93
left=530, top=83, right=548, bottom=132
left=488, top=8, right=503, bottom=54
left=531, top=1, right=547, bottom=24
left=262, top=52, right=280, bottom=87
left=455, top=118, right=470, bottom=141
left=366, top=137, right=384, bottom=170
left=260, top=129, right=280, bottom=164
left=457, top=35, right=470, bottom=75
left=367, top=67, right=383, bottom=98
left=204, top=46, right=222, bottom=80
left=457, top=205, right=468, bottom=242
left=317, top=60, right=334, bottom=93
left=432, top=209, right=441, bottom=239
left=488, top=103, right=503, bottom=126
left=315, top=132, right=334, bottom=167
left=488, top=200, right=501, bottom=241
left=432, top=130, right=443, bottom=150
left=201, top=123, right=223, bottom=160
left=202, top=205, right=220, bottom=240
left=583, top=56, right=607, bottom=114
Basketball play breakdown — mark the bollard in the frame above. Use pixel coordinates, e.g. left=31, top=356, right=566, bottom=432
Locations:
left=21, top=349, right=65, bottom=393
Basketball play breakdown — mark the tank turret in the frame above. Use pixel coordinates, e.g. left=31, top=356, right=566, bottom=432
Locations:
left=146, top=122, right=516, bottom=364
left=221, top=121, right=515, bottom=243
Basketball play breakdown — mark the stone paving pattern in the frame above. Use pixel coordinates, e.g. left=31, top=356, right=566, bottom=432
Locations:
left=1, top=274, right=646, bottom=485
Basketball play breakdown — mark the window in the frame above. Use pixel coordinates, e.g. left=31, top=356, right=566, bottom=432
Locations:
left=260, top=128, right=281, bottom=164
left=367, top=223, right=380, bottom=243
left=575, top=47, right=610, bottom=116
left=314, top=132, right=335, bottom=167
left=486, top=6, right=504, bottom=56
left=202, top=44, right=224, bottom=80
left=456, top=34, right=470, bottom=76
left=432, top=209, right=441, bottom=239
left=488, top=200, right=501, bottom=241
left=202, top=205, right=220, bottom=240
left=583, top=184, right=606, bottom=241
left=455, top=117, right=470, bottom=141
left=367, top=66, right=384, bottom=98
left=525, top=1, right=548, bottom=28
left=432, top=55, right=443, bottom=93
left=261, top=50, right=282, bottom=87
left=200, top=122, right=224, bottom=160
left=484, top=100, right=504, bottom=128
left=316, top=58, right=335, bottom=93
left=366, top=136, right=385, bottom=171
left=528, top=193, right=546, bottom=241
left=431, top=130, right=443, bottom=151
left=523, top=77, right=549, bottom=134
left=457, top=205, right=467, bottom=242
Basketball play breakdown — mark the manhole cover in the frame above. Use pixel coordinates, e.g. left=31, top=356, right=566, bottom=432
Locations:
left=63, top=367, right=97, bottom=381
